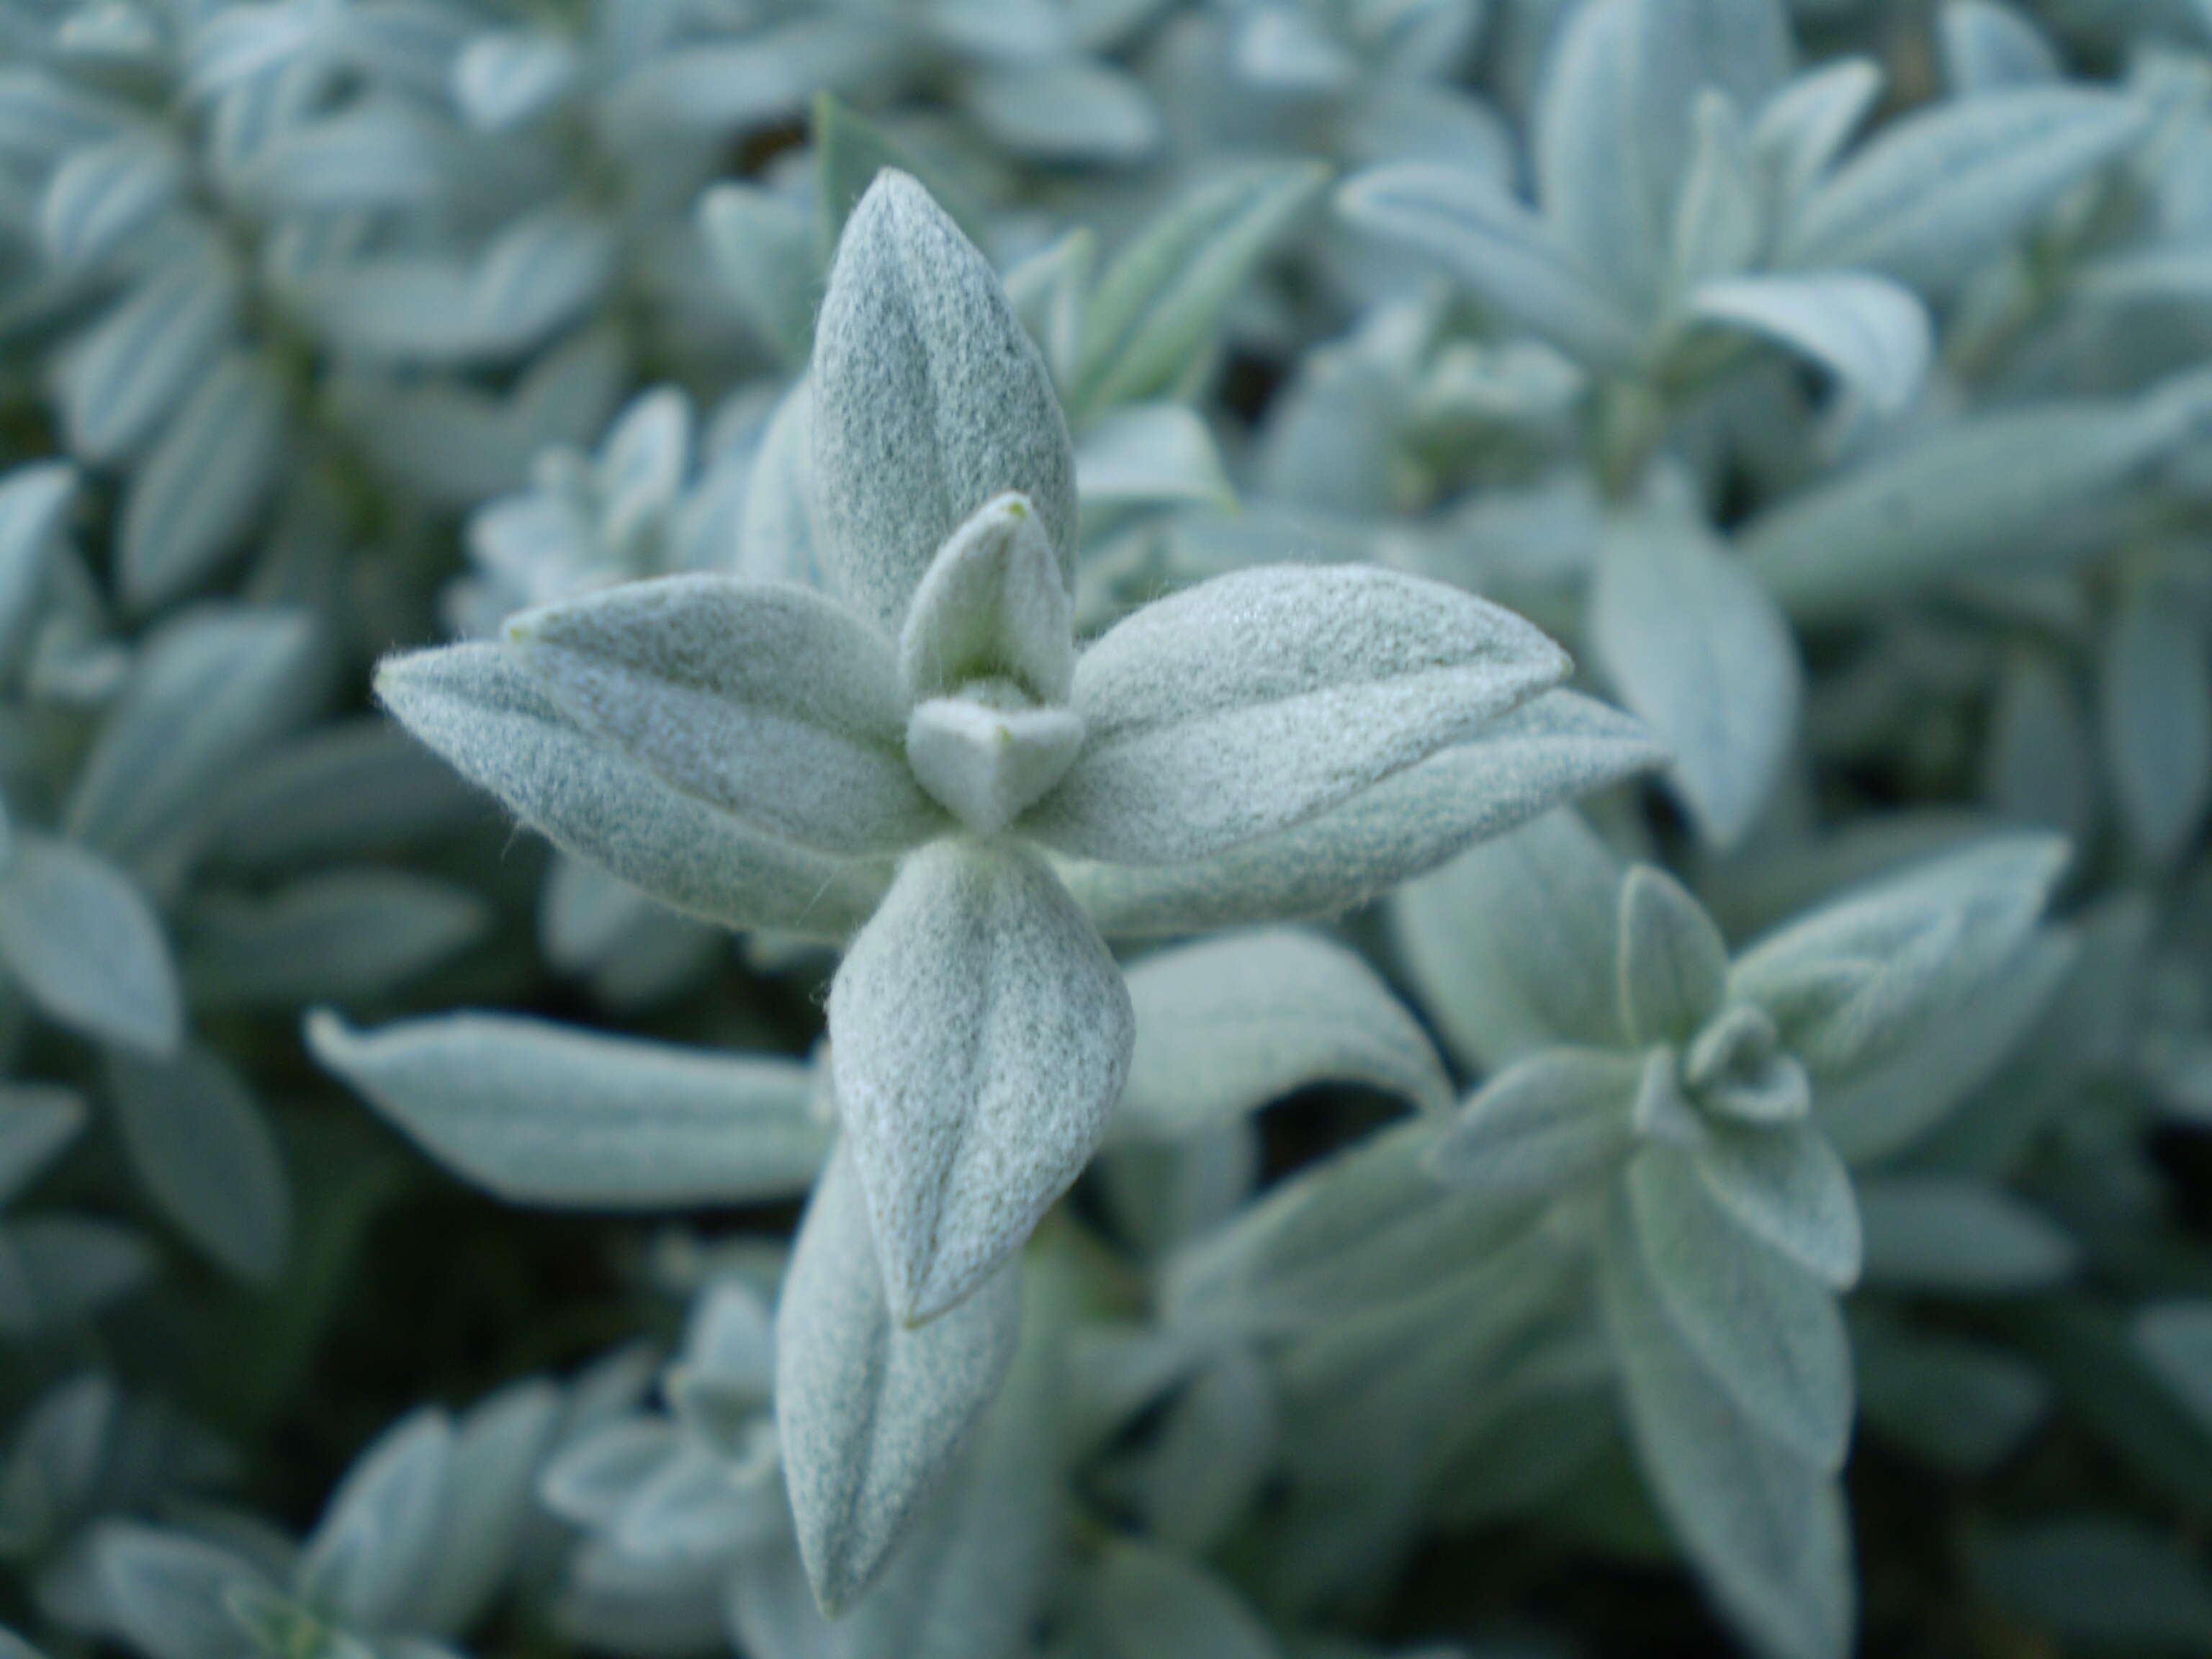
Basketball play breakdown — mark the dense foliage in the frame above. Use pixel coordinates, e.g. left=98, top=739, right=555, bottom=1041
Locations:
left=2, top=0, right=2211, bottom=1655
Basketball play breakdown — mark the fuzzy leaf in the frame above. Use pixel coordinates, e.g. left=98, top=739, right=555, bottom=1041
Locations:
left=91, top=1526, right=271, bottom=1659
left=1032, top=565, right=1568, bottom=865
left=1087, top=1543, right=1281, bottom=1659
left=507, top=576, right=941, bottom=857
left=1627, top=1146, right=1855, bottom=1469
left=812, top=171, right=1076, bottom=633
left=1117, top=928, right=1452, bottom=1138
left=1693, top=1121, right=1861, bottom=1289
left=1335, top=163, right=1640, bottom=367
left=899, top=493, right=1074, bottom=703
left=0, top=835, right=181, bottom=1056
left=1425, top=1048, right=1640, bottom=1197
left=374, top=644, right=890, bottom=939
left=118, top=353, right=284, bottom=613
left=828, top=840, right=1131, bottom=1323
left=1854, top=1175, right=2076, bottom=1292
left=1074, top=161, right=1328, bottom=417
left=1780, top=86, right=2147, bottom=294
left=2101, top=580, right=2212, bottom=865
left=308, top=1010, right=827, bottom=1208
left=1686, top=273, right=1930, bottom=415
left=775, top=1145, right=1022, bottom=1614
left=298, top=1409, right=452, bottom=1629
left=1063, top=691, right=1661, bottom=936
left=1599, top=1190, right=1856, bottom=1659
left=1592, top=513, right=1801, bottom=848
left=0, top=462, right=75, bottom=674
left=104, top=1045, right=290, bottom=1285
left=1617, top=865, right=1729, bottom=1046
left=184, top=871, right=486, bottom=1010
left=0, top=1085, right=86, bottom=1208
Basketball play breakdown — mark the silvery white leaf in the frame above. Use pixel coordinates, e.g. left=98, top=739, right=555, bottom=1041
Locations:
left=1084, top=1542, right=1280, bottom=1659
left=1938, top=0, right=2059, bottom=93
left=307, top=1010, right=827, bottom=1208
left=104, top=1044, right=290, bottom=1285
left=1669, top=91, right=1761, bottom=293
left=2101, top=580, right=2212, bottom=865
left=1692, top=1121, right=1861, bottom=1289
left=1686, top=272, right=1930, bottom=415
left=0, top=1085, right=86, bottom=1208
left=1982, top=647, right=2095, bottom=841
left=183, top=871, right=486, bottom=1010
left=1162, top=1117, right=1531, bottom=1337
left=68, top=605, right=318, bottom=861
left=506, top=575, right=941, bottom=857
left=907, top=694, right=1086, bottom=838
left=1072, top=161, right=1327, bottom=418
left=699, top=186, right=820, bottom=372
left=1074, top=403, right=1235, bottom=510
left=55, top=264, right=236, bottom=464
left=228, top=100, right=451, bottom=215
left=1779, top=86, right=2148, bottom=295
left=724, top=1540, right=834, bottom=1659
left=1750, top=58, right=1883, bottom=212
left=599, top=22, right=891, bottom=139
left=1424, top=1048, right=1641, bottom=1197
left=374, top=644, right=891, bottom=939
left=1599, top=1190, right=1855, bottom=1659
left=739, top=379, right=831, bottom=589
left=90, top=1524, right=271, bottom=1659
left=0, top=462, right=75, bottom=674
left=297, top=1409, right=451, bottom=1629
left=814, top=172, right=1077, bottom=634
left=117, top=353, right=284, bottom=614
left=830, top=1261, right=1067, bottom=1659
left=1335, top=164, right=1640, bottom=369
left=1591, top=513, right=1801, bottom=848
left=962, top=60, right=1160, bottom=166
left=39, top=133, right=179, bottom=270
left=613, top=1442, right=783, bottom=1561
left=1112, top=1346, right=1276, bottom=1552
left=1617, top=865, right=1730, bottom=1046
left=1730, top=835, right=2067, bottom=1079
left=1743, top=386, right=2193, bottom=617
left=0, top=835, right=180, bottom=1056
left=1537, top=0, right=1789, bottom=308
left=1853, top=1174, right=2076, bottom=1292
left=210, top=721, right=481, bottom=871
left=775, top=1144, right=1022, bottom=1614
left=1041, top=691, right=1655, bottom=936
left=1116, top=927, right=1452, bottom=1139
left=1393, top=806, right=1627, bottom=1071
left=828, top=839, right=1131, bottom=1323
left=410, top=1379, right=560, bottom=1636
left=899, top=493, right=1075, bottom=703
left=1033, top=564, right=1568, bottom=865
left=540, top=1420, right=680, bottom=1527
left=452, top=30, right=579, bottom=130
left=1627, top=1146, right=1854, bottom=1469
left=184, top=3, right=318, bottom=93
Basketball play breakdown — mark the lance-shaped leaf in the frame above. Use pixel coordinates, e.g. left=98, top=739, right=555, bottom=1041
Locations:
left=374, top=644, right=891, bottom=938
left=0, top=463, right=76, bottom=674
left=104, top=1045, right=290, bottom=1285
left=1061, top=691, right=1662, bottom=936
left=1686, top=273, right=1930, bottom=415
left=298, top=1409, right=453, bottom=1629
left=812, top=171, right=1077, bottom=634
left=1694, top=1121, right=1861, bottom=1290
left=0, top=1085, right=86, bottom=1207
left=1337, top=163, right=1640, bottom=371
left=775, top=1145, right=1022, bottom=1614
left=307, top=1010, right=828, bottom=1208
left=1031, top=565, right=1569, bottom=866
left=91, top=1526, right=274, bottom=1659
left=830, top=841, right=1130, bottom=1323
left=1617, top=865, right=1730, bottom=1046
left=899, top=493, right=1074, bottom=703
left=505, top=576, right=941, bottom=857
left=2102, top=580, right=2212, bottom=866
left=1592, top=513, right=1802, bottom=848
left=1599, top=1189, right=1856, bottom=1659
left=1115, top=929, right=1452, bottom=1139
left=1854, top=1175, right=2075, bottom=1292
left=0, top=835, right=181, bottom=1057
left=1627, top=1146, right=1854, bottom=1469
left=1778, top=86, right=2149, bottom=295
left=1426, top=1048, right=1640, bottom=1197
